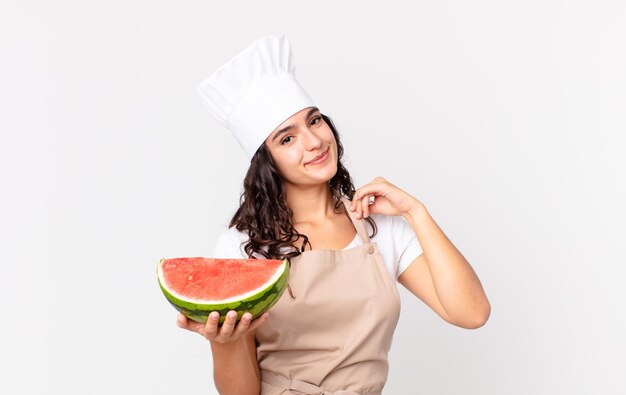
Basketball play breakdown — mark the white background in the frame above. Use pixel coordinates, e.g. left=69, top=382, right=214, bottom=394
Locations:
left=1, top=1, right=625, bottom=394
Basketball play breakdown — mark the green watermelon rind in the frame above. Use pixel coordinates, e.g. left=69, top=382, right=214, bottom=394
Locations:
left=157, top=258, right=289, bottom=325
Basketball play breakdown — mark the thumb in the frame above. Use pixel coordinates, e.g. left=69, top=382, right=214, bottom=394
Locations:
left=177, top=313, right=187, bottom=328
left=177, top=313, right=204, bottom=332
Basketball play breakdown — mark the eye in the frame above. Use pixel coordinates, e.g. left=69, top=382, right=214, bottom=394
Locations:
left=311, top=116, right=322, bottom=126
left=280, top=136, right=293, bottom=145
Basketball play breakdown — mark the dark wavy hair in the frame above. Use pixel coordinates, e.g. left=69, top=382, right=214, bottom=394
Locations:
left=229, top=113, right=377, bottom=260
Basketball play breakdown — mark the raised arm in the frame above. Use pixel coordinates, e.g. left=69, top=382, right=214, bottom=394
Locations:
left=350, top=176, right=491, bottom=329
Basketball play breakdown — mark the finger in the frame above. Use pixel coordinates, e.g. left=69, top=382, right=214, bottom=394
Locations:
left=349, top=195, right=357, bottom=211
left=352, top=182, right=373, bottom=212
left=247, top=312, right=270, bottom=332
left=203, top=311, right=220, bottom=338
left=361, top=195, right=370, bottom=218
left=354, top=184, right=383, bottom=201
left=218, top=310, right=238, bottom=338
left=353, top=194, right=362, bottom=218
left=177, top=313, right=186, bottom=327
left=177, top=313, right=205, bottom=333
left=232, top=312, right=252, bottom=337
left=349, top=195, right=357, bottom=212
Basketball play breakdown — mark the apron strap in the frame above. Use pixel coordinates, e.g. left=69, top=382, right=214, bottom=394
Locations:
left=340, top=197, right=371, bottom=244
left=261, top=369, right=374, bottom=395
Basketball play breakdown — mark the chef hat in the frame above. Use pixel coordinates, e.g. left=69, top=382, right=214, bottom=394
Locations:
left=196, top=34, right=316, bottom=160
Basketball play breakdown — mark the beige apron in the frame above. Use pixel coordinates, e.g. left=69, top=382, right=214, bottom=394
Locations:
left=256, top=197, right=401, bottom=395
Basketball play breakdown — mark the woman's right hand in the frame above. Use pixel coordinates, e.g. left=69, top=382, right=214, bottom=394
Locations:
left=176, top=310, right=269, bottom=344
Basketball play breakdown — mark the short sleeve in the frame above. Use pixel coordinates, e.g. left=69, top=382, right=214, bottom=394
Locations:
left=393, top=216, right=423, bottom=277
left=212, top=229, right=247, bottom=259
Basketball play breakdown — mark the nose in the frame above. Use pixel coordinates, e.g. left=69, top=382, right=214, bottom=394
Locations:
left=301, top=126, right=322, bottom=150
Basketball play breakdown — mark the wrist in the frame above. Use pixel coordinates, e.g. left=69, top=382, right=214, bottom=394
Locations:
left=209, top=335, right=248, bottom=351
left=403, top=201, right=427, bottom=224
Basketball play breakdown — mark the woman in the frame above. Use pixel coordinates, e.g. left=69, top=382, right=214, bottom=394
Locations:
left=178, top=35, right=491, bottom=395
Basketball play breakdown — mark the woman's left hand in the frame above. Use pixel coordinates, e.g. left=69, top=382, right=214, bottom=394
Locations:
left=350, top=177, right=424, bottom=219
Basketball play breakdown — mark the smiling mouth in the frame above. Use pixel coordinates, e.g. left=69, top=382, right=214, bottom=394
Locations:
left=306, top=148, right=329, bottom=165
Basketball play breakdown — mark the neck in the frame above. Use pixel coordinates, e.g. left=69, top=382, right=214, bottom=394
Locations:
left=285, top=183, right=339, bottom=225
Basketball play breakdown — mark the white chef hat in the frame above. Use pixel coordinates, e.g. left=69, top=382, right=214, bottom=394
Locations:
left=196, top=34, right=316, bottom=160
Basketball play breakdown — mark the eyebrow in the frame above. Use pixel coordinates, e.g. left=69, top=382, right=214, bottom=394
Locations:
left=271, top=107, right=320, bottom=142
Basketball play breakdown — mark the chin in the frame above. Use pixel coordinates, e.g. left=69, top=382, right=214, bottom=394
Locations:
left=297, top=167, right=337, bottom=186
left=317, top=166, right=338, bottom=184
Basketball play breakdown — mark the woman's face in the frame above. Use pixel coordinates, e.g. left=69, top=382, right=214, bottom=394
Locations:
left=264, top=107, right=338, bottom=187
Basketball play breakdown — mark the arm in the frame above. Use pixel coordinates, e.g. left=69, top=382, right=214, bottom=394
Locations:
left=177, top=311, right=269, bottom=395
left=398, top=205, right=490, bottom=328
left=211, top=331, right=260, bottom=394
left=350, top=177, right=491, bottom=329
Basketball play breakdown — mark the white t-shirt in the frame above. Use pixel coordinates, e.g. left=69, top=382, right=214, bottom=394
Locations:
left=212, top=214, right=423, bottom=280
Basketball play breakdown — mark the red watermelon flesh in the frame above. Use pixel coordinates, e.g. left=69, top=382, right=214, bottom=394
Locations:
left=160, top=258, right=285, bottom=301
left=157, top=257, right=290, bottom=324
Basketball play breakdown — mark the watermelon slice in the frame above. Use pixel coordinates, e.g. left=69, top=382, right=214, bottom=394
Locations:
left=157, top=257, right=289, bottom=325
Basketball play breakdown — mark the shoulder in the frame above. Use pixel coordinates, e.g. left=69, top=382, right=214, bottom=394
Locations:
left=212, top=227, right=250, bottom=259
left=368, top=213, right=415, bottom=240
left=368, top=213, right=423, bottom=278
